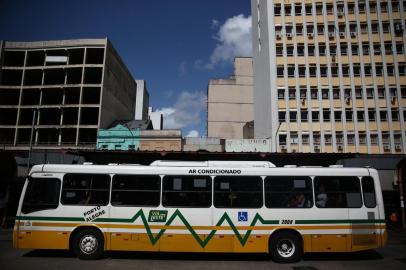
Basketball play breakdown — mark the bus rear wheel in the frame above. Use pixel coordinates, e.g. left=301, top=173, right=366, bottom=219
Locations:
left=72, top=228, right=104, bottom=260
left=269, top=231, right=302, bottom=263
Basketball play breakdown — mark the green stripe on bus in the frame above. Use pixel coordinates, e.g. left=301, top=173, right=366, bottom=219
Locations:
left=16, top=211, right=384, bottom=248
left=295, top=219, right=386, bottom=224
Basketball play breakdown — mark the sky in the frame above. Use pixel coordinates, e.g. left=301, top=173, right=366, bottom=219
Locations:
left=0, top=0, right=252, bottom=137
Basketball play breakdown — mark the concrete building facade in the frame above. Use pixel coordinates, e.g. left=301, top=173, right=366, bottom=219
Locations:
left=139, top=130, right=182, bottom=151
left=207, top=57, right=254, bottom=139
left=252, top=0, right=406, bottom=154
left=135, top=80, right=149, bottom=120
left=148, top=107, right=163, bottom=130
left=0, top=39, right=136, bottom=150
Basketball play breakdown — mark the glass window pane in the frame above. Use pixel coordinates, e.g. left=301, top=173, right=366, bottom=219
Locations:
left=265, top=176, right=313, bottom=208
left=22, top=178, right=61, bottom=214
left=314, top=176, right=362, bottom=208
left=214, top=176, right=263, bottom=208
left=362, top=176, right=377, bottom=208
left=162, top=175, right=211, bottom=207
left=61, top=174, right=110, bottom=206
left=112, top=175, right=160, bottom=207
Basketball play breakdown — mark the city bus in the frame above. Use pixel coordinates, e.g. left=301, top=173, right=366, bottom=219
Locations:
left=13, top=160, right=387, bottom=262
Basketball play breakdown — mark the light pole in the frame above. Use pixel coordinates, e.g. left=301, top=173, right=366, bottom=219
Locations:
left=27, top=109, right=37, bottom=174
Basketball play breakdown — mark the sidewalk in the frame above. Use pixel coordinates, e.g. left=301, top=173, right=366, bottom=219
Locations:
left=387, top=227, right=406, bottom=245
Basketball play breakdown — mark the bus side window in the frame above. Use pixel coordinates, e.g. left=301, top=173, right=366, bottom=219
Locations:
left=22, top=177, right=61, bottom=214
left=362, top=176, right=377, bottom=208
left=214, top=176, right=263, bottom=208
left=314, top=176, right=362, bottom=208
left=61, top=174, right=110, bottom=206
left=264, top=176, right=313, bottom=208
left=111, top=174, right=161, bottom=207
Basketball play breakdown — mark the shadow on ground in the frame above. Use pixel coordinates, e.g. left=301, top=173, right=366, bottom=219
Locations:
left=23, top=249, right=383, bottom=262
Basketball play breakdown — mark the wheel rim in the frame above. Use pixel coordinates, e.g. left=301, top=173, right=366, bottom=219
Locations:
left=276, top=238, right=295, bottom=258
left=79, top=234, right=98, bottom=255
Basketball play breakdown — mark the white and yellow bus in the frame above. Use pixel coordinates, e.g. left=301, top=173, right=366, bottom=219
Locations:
left=14, top=160, right=387, bottom=262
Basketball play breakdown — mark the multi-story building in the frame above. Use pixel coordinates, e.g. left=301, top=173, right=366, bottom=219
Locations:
left=207, top=57, right=254, bottom=139
left=135, top=80, right=149, bottom=120
left=252, top=0, right=406, bottom=154
left=0, top=39, right=137, bottom=150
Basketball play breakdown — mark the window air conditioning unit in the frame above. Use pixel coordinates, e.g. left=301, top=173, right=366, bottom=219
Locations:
left=276, top=32, right=282, bottom=39
left=286, top=33, right=293, bottom=38
left=395, top=24, right=403, bottom=31
left=339, top=32, right=345, bottom=37
left=280, top=145, right=287, bottom=151
left=301, top=97, right=306, bottom=104
left=395, top=144, right=402, bottom=151
left=314, top=145, right=320, bottom=151
left=338, top=10, right=344, bottom=17
left=350, top=32, right=357, bottom=37
left=383, top=144, right=391, bottom=151
left=337, top=144, right=343, bottom=150
left=328, top=32, right=335, bottom=38
left=345, top=96, right=351, bottom=104
left=308, top=32, right=314, bottom=38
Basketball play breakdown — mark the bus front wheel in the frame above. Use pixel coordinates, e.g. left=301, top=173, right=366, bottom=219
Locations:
left=269, top=231, right=302, bottom=263
left=72, top=228, right=104, bottom=260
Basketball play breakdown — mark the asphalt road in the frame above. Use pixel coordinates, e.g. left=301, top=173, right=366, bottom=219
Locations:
left=1, top=230, right=405, bottom=270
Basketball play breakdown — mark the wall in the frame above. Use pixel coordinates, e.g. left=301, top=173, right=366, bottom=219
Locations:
left=96, top=124, right=140, bottom=151
left=225, top=139, right=271, bottom=152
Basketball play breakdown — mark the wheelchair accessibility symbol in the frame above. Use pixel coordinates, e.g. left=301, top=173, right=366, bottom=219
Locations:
left=238, top=211, right=248, bottom=222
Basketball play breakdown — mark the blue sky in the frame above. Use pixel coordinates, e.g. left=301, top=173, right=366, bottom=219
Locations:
left=0, top=0, right=252, bottom=137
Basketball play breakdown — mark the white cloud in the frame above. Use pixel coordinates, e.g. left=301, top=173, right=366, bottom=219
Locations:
left=186, top=130, right=199, bottom=137
left=204, top=14, right=252, bottom=69
left=178, top=61, right=187, bottom=77
left=156, top=91, right=206, bottom=130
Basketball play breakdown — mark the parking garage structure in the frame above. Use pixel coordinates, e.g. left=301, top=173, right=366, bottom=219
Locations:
left=0, top=39, right=136, bottom=150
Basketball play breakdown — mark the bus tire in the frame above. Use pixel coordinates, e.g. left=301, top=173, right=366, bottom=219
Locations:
left=72, top=228, right=104, bottom=260
left=269, top=231, right=302, bottom=263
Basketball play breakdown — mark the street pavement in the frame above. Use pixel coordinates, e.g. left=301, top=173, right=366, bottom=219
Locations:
left=0, top=229, right=405, bottom=270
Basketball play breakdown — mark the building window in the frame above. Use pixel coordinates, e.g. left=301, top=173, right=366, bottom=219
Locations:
left=382, top=23, right=390, bottom=33
left=353, top=64, right=361, bottom=75
left=401, top=86, right=406, bottom=98
left=309, top=65, right=317, bottom=77
left=369, top=2, right=377, bottom=13
left=380, top=2, right=388, bottom=12
left=334, top=111, right=342, bottom=122
left=289, top=88, right=296, bottom=99
left=278, top=89, right=285, bottom=99
left=322, top=89, right=329, bottom=99
left=368, top=109, right=376, bottom=121
left=366, top=88, right=374, bottom=99
left=355, top=87, right=363, bottom=99
left=325, top=134, right=332, bottom=145
left=163, top=175, right=212, bottom=208
left=295, top=4, right=302, bottom=15
left=336, top=132, right=344, bottom=144
left=376, top=65, right=383, bottom=76
left=301, top=110, right=308, bottom=122
left=396, top=43, right=404, bottom=54
left=320, top=66, right=328, bottom=77
left=276, top=46, right=283, bottom=56
left=348, top=3, right=355, bottom=14
left=390, top=87, right=397, bottom=98
left=288, top=65, right=295, bottom=77
left=313, top=132, right=321, bottom=144
left=274, top=4, right=281, bottom=15
left=279, top=111, right=286, bottom=122
left=286, top=45, right=294, bottom=56
left=319, top=45, right=326, bottom=56
left=300, top=88, right=307, bottom=98
left=392, top=109, right=399, bottom=121
left=279, top=134, right=287, bottom=145
left=385, top=43, right=393, bottom=54
left=323, top=109, right=330, bottom=122
left=364, top=64, right=372, bottom=76
left=311, top=88, right=318, bottom=99
left=285, top=5, right=292, bottom=16
left=387, top=65, right=395, bottom=76
left=399, top=63, right=406, bottom=76
left=290, top=132, right=298, bottom=144
left=214, top=176, right=263, bottom=208
left=290, top=111, right=297, bottom=122
left=380, top=110, right=388, bottom=121
left=299, top=65, right=306, bottom=77
left=359, top=132, right=367, bottom=144
left=296, top=25, right=303, bottom=35
left=297, top=45, right=305, bottom=56
left=308, top=45, right=315, bottom=56
left=352, top=44, right=359, bottom=55
left=344, top=88, right=352, bottom=99
left=305, top=4, right=312, bottom=15
left=333, top=87, right=340, bottom=99
left=346, top=109, right=353, bottom=121
left=347, top=134, right=355, bottom=145
left=357, top=110, right=365, bottom=121
left=358, top=2, right=366, bottom=13
left=312, top=111, right=320, bottom=122
left=371, top=23, right=379, bottom=33
left=378, top=87, right=385, bottom=98
left=302, top=134, right=309, bottom=144
left=277, top=66, right=284, bottom=77
left=370, top=134, right=379, bottom=145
